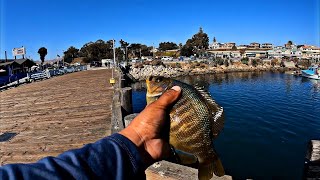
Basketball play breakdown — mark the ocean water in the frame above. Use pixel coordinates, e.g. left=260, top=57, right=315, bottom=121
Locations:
left=131, top=72, right=320, bottom=179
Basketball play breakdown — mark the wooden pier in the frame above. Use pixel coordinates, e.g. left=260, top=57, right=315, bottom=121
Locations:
left=0, top=69, right=113, bottom=165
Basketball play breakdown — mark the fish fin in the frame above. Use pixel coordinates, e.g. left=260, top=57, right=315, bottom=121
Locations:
left=194, top=86, right=225, bottom=138
left=198, top=158, right=225, bottom=180
left=175, top=149, right=198, bottom=164
left=211, top=106, right=225, bottom=138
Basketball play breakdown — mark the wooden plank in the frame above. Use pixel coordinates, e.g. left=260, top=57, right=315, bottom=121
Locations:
left=304, top=140, right=320, bottom=179
left=146, top=161, right=232, bottom=180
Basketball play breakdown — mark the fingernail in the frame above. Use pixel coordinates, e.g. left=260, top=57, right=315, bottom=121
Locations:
left=171, top=86, right=181, bottom=91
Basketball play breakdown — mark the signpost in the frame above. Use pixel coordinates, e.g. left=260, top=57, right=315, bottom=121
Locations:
left=12, top=46, right=26, bottom=59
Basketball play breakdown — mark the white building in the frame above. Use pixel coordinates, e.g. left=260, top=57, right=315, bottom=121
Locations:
left=261, top=43, right=273, bottom=49
left=209, top=37, right=222, bottom=50
left=299, top=45, right=320, bottom=59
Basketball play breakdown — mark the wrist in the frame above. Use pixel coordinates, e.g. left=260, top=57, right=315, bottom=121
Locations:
left=119, top=128, right=155, bottom=167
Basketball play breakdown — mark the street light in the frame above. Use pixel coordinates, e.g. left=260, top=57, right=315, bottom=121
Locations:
left=110, top=39, right=116, bottom=86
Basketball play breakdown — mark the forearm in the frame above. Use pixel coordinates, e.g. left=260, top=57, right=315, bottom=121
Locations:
left=0, top=134, right=146, bottom=180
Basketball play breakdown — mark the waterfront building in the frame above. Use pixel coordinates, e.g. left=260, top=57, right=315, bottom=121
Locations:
left=0, top=59, right=36, bottom=85
left=249, top=42, right=261, bottom=49
left=221, top=42, right=236, bottom=49
left=261, top=43, right=273, bottom=49
left=245, top=49, right=268, bottom=58
left=208, top=49, right=235, bottom=58
left=209, top=38, right=222, bottom=49
left=237, top=45, right=249, bottom=49
left=299, top=45, right=320, bottom=59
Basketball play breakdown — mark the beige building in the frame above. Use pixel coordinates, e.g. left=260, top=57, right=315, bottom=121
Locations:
left=261, top=43, right=273, bottom=49
left=208, top=48, right=268, bottom=59
left=249, top=42, right=260, bottom=49
left=221, top=42, right=236, bottom=49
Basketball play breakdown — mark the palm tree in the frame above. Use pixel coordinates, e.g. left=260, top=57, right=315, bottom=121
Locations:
left=38, top=47, right=48, bottom=68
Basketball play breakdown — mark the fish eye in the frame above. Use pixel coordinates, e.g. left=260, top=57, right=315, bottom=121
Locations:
left=156, top=77, right=163, bottom=82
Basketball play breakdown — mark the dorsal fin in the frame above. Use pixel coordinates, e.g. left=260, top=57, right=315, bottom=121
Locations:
left=194, top=86, right=225, bottom=138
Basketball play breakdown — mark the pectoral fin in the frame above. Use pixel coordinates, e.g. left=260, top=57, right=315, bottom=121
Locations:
left=166, top=145, right=198, bottom=165
left=175, top=149, right=198, bottom=164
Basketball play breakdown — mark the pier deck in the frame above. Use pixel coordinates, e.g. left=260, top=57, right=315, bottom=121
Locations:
left=0, top=69, right=113, bottom=165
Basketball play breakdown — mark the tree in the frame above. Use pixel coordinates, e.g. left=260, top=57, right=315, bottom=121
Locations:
left=64, top=46, right=79, bottom=63
left=232, top=45, right=237, bottom=51
left=128, top=43, right=150, bottom=58
left=191, top=27, right=209, bottom=50
left=38, top=47, right=47, bottom=66
left=159, top=42, right=178, bottom=51
left=241, top=57, right=249, bottom=65
left=115, top=47, right=124, bottom=63
left=180, top=39, right=194, bottom=57
left=180, top=27, right=209, bottom=57
left=285, top=40, right=293, bottom=49
left=119, top=39, right=129, bottom=62
left=79, top=39, right=113, bottom=62
left=251, top=59, right=258, bottom=67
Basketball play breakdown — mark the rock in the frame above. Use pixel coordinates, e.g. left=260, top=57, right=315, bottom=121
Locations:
left=124, top=113, right=139, bottom=127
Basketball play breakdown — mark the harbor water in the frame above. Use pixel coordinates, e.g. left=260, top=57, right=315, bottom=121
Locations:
left=131, top=72, right=320, bottom=179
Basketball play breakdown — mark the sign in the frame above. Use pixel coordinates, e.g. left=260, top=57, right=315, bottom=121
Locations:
left=12, top=47, right=26, bottom=56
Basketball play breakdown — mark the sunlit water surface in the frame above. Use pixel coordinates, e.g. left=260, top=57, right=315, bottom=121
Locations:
left=131, top=72, right=320, bottom=179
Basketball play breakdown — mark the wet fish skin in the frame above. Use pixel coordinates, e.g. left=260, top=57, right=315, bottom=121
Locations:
left=146, top=76, right=225, bottom=180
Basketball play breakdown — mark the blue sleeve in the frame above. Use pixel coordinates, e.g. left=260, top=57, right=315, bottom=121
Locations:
left=0, top=133, right=146, bottom=180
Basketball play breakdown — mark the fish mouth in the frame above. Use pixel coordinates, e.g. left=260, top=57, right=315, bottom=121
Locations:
left=146, top=92, right=163, bottom=97
left=146, top=85, right=170, bottom=98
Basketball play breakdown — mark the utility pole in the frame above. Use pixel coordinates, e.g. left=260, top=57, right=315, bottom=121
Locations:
left=113, top=39, right=116, bottom=67
left=5, top=51, right=7, bottom=62
left=111, top=39, right=116, bottom=79
left=152, top=43, right=155, bottom=59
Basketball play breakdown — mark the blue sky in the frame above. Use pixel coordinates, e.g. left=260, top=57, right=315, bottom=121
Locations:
left=0, top=0, right=319, bottom=60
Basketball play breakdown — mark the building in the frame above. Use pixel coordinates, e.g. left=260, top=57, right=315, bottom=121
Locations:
left=209, top=38, right=222, bottom=50
left=237, top=45, right=249, bottom=49
left=261, top=43, right=273, bottom=49
left=0, top=59, right=35, bottom=85
left=299, top=45, right=320, bottom=59
left=221, top=42, right=236, bottom=49
left=249, top=42, right=260, bottom=49
left=245, top=49, right=268, bottom=58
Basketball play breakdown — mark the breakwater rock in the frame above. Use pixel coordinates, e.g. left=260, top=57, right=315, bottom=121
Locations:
left=129, top=64, right=296, bottom=81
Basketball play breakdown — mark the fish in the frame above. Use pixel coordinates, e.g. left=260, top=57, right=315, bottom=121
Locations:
left=146, top=76, right=225, bottom=180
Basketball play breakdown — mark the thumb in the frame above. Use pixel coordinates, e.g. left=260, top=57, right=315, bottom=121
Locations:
left=155, top=86, right=181, bottom=109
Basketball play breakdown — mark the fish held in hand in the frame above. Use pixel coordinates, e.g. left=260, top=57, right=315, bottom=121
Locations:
left=146, top=76, right=225, bottom=180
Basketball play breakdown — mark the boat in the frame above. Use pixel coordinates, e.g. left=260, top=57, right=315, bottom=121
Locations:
left=301, top=65, right=320, bottom=80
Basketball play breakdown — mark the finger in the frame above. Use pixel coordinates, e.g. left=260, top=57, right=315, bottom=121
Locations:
left=155, top=86, right=181, bottom=109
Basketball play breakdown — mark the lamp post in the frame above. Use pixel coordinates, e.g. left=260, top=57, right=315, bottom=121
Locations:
left=110, top=39, right=116, bottom=86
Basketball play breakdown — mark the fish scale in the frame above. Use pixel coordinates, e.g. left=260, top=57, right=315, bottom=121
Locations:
left=146, top=76, right=225, bottom=180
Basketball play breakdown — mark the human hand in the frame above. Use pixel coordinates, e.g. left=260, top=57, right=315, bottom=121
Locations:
left=119, top=86, right=181, bottom=168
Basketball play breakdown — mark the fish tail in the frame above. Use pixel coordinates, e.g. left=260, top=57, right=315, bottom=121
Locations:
left=213, top=157, right=225, bottom=176
left=198, top=158, right=225, bottom=180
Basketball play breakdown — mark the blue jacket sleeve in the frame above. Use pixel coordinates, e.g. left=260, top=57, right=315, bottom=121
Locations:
left=0, top=133, right=146, bottom=180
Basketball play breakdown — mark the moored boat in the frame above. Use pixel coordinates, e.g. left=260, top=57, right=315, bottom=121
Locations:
left=301, top=65, right=320, bottom=80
